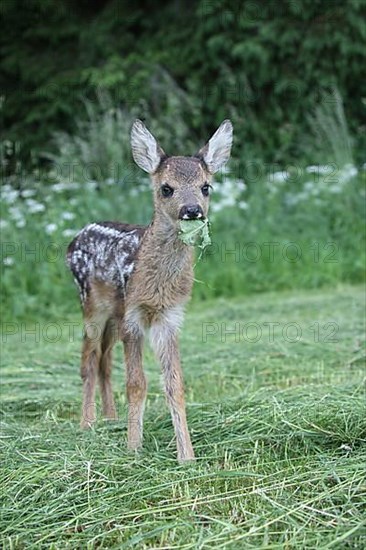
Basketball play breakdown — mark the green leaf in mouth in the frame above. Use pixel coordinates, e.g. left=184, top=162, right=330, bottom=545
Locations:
left=178, top=218, right=211, bottom=252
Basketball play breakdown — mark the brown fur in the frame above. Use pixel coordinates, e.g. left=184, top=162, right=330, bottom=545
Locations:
left=69, top=119, right=233, bottom=461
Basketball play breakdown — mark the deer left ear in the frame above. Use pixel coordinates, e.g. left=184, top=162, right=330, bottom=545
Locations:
left=131, top=119, right=166, bottom=174
left=197, top=120, right=233, bottom=174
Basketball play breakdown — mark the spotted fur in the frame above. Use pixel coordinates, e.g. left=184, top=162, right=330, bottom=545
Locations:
left=67, top=222, right=146, bottom=302
left=67, top=119, right=233, bottom=462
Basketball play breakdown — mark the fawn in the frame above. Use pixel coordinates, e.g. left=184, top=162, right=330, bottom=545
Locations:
left=67, top=119, right=233, bottom=461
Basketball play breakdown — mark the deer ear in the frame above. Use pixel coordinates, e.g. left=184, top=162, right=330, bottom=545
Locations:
left=131, top=120, right=165, bottom=173
left=197, top=120, right=233, bottom=174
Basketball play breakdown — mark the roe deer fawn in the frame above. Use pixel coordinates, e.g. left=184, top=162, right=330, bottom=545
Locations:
left=67, top=119, right=233, bottom=461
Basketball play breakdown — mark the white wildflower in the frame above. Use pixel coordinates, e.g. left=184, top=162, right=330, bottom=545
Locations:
left=15, top=219, right=26, bottom=228
left=236, top=179, right=247, bottom=191
left=139, top=176, right=150, bottom=188
left=329, top=185, right=342, bottom=194
left=51, top=182, right=67, bottom=193
left=9, top=206, right=23, bottom=220
left=303, top=181, right=315, bottom=192
left=61, top=211, right=75, bottom=221
left=284, top=193, right=300, bottom=207
left=216, top=179, right=238, bottom=199
left=26, top=199, right=45, bottom=213
left=21, top=189, right=37, bottom=198
left=220, top=195, right=236, bottom=207
left=306, top=165, right=334, bottom=175
left=211, top=202, right=224, bottom=213
left=51, top=182, right=80, bottom=193
left=238, top=201, right=249, bottom=210
left=62, top=228, right=76, bottom=238
left=28, top=203, right=46, bottom=214
left=45, top=223, right=58, bottom=234
left=85, top=180, right=97, bottom=191
left=339, top=163, right=358, bottom=183
left=303, top=182, right=320, bottom=197
left=3, top=256, right=15, bottom=266
left=0, top=219, right=9, bottom=229
left=2, top=188, right=19, bottom=204
left=270, top=170, right=289, bottom=183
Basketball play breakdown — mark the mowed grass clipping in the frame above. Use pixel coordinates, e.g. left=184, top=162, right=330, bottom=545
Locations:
left=1, top=286, right=365, bottom=548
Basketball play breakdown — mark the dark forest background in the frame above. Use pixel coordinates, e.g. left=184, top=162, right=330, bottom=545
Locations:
left=1, top=0, right=365, bottom=169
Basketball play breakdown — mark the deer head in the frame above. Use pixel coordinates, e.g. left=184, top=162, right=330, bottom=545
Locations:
left=131, top=119, right=233, bottom=226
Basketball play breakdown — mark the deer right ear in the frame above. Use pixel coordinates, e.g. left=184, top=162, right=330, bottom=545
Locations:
left=131, top=120, right=165, bottom=174
left=197, top=120, right=233, bottom=174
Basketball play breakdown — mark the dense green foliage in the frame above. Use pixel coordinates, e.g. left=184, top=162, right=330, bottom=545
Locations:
left=2, top=0, right=366, bottom=168
left=2, top=287, right=365, bottom=547
left=1, top=164, right=364, bottom=321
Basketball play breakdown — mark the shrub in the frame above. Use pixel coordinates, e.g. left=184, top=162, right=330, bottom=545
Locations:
left=1, top=0, right=365, bottom=168
left=44, top=92, right=134, bottom=184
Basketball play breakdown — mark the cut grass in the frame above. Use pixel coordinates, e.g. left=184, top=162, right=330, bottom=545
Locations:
left=1, top=286, right=366, bottom=548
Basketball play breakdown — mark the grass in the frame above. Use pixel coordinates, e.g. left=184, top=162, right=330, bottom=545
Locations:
left=1, top=285, right=365, bottom=548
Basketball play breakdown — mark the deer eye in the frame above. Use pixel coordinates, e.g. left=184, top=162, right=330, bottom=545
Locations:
left=201, top=183, right=211, bottom=197
left=161, top=184, right=174, bottom=197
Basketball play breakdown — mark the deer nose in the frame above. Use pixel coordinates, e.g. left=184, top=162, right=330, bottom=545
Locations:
left=179, top=205, right=204, bottom=220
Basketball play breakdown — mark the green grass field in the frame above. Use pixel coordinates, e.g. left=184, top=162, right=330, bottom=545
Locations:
left=1, top=285, right=365, bottom=548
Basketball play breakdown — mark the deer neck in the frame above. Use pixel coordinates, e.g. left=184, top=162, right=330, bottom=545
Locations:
left=127, top=208, right=194, bottom=307
left=145, top=210, right=193, bottom=268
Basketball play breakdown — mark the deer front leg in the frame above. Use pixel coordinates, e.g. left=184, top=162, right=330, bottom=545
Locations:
left=150, top=325, right=195, bottom=462
left=124, top=333, right=146, bottom=451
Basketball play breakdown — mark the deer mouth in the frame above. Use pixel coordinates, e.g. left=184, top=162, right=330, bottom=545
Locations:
left=181, top=212, right=203, bottom=220
left=178, top=205, right=204, bottom=220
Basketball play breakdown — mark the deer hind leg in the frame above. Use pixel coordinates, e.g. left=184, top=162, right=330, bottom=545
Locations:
left=123, top=333, right=146, bottom=450
left=80, top=326, right=103, bottom=429
left=150, top=323, right=195, bottom=462
left=99, top=319, right=118, bottom=420
left=80, top=280, right=114, bottom=429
